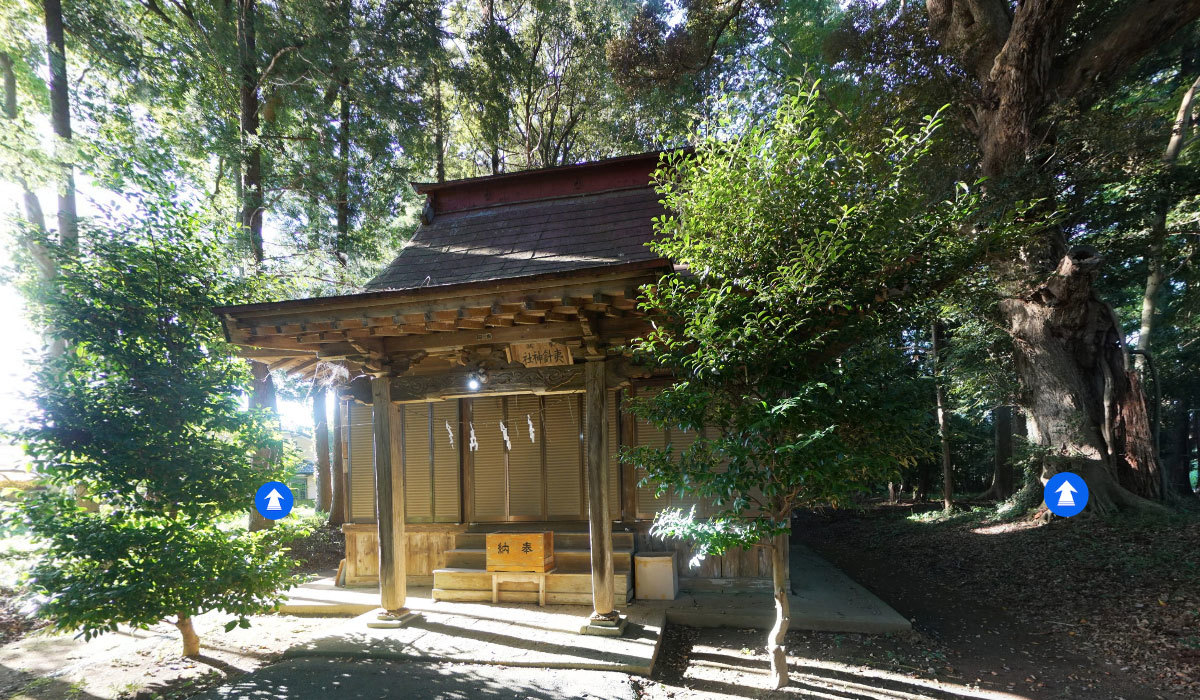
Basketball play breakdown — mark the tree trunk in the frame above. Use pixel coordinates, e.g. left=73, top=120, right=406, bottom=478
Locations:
left=767, top=532, right=790, bottom=689
left=334, top=78, right=351, bottom=263
left=887, top=481, right=897, bottom=504
left=249, top=361, right=277, bottom=531
left=923, top=0, right=1192, bottom=516
left=915, top=458, right=931, bottom=502
left=999, top=249, right=1164, bottom=513
left=328, top=395, right=346, bottom=527
left=175, top=616, right=200, bottom=657
left=237, top=0, right=264, bottom=263
left=1166, top=404, right=1193, bottom=499
left=313, top=386, right=332, bottom=512
left=1137, top=74, right=1199, bottom=374
left=1, top=52, right=51, bottom=253
left=1193, top=411, right=1200, bottom=495
left=42, top=0, right=77, bottom=252
left=433, top=64, right=445, bottom=183
left=932, top=321, right=954, bottom=512
left=0, top=52, right=15, bottom=119
left=985, top=405, right=1015, bottom=499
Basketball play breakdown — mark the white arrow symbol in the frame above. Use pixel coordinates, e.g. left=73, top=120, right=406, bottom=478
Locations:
left=265, top=488, right=284, bottom=511
left=1055, top=480, right=1077, bottom=507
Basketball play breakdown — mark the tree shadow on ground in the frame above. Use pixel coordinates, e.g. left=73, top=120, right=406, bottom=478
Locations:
left=187, top=657, right=636, bottom=699
left=0, top=662, right=107, bottom=700
left=652, top=625, right=1032, bottom=700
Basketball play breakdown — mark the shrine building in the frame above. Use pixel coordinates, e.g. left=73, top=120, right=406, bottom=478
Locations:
left=213, top=151, right=773, bottom=627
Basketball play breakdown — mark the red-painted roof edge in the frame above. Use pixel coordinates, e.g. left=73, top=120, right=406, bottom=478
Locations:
left=410, top=148, right=690, bottom=195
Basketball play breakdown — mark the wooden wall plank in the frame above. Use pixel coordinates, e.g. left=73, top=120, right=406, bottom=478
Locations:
left=347, top=403, right=376, bottom=523
left=432, top=401, right=461, bottom=523
left=544, top=395, right=584, bottom=518
left=470, top=396, right=506, bottom=521
left=403, top=404, right=433, bottom=522
left=506, top=395, right=544, bottom=518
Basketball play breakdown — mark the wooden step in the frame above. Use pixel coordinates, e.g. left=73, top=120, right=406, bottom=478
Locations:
left=444, top=547, right=633, bottom=572
left=431, top=568, right=632, bottom=603
left=430, top=588, right=632, bottom=606
left=453, top=531, right=635, bottom=551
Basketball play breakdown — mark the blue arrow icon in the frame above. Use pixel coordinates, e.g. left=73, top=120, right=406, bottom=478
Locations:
left=255, top=481, right=293, bottom=520
left=1044, top=472, right=1088, bottom=517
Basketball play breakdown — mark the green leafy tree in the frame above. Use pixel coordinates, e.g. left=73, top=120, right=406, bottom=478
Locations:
left=12, top=194, right=304, bottom=657
left=625, top=85, right=1008, bottom=688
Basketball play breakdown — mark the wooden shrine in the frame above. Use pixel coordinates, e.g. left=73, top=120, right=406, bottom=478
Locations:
left=213, top=151, right=776, bottom=626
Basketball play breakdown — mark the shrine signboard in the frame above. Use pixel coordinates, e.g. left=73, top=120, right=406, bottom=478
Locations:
left=507, top=341, right=573, bottom=368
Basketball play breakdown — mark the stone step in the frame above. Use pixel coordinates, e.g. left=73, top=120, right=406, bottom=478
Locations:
left=432, top=568, right=631, bottom=598
left=444, top=547, right=633, bottom=572
left=454, top=531, right=635, bottom=551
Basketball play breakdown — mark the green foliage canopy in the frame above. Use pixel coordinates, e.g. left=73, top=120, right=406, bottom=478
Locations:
left=12, top=195, right=303, bottom=639
left=625, top=85, right=1015, bottom=556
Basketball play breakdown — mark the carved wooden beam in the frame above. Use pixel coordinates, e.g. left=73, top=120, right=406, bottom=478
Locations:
left=388, top=365, right=586, bottom=401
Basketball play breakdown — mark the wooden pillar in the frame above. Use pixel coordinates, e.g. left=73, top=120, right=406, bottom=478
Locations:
left=585, top=358, right=616, bottom=620
left=371, top=372, right=408, bottom=616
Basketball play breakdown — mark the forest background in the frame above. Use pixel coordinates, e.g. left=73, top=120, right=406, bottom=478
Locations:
left=1, top=0, right=1198, bottom=508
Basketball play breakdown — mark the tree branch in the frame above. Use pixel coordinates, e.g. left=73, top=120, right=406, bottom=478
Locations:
left=925, top=0, right=1013, bottom=80
left=1055, top=0, right=1200, bottom=105
left=256, top=45, right=301, bottom=91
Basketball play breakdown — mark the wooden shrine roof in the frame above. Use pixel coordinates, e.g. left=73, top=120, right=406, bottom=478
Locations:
left=214, top=151, right=676, bottom=382
left=366, top=152, right=668, bottom=291
left=365, top=187, right=664, bottom=291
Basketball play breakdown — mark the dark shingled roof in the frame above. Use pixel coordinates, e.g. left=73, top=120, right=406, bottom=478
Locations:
left=365, top=186, right=666, bottom=291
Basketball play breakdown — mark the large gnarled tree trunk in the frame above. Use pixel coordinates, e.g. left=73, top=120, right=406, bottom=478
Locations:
left=926, top=0, right=1200, bottom=512
left=999, top=248, right=1161, bottom=511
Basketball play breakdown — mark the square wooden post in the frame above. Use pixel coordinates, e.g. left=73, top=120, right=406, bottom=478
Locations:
left=582, top=358, right=624, bottom=635
left=369, top=372, right=416, bottom=626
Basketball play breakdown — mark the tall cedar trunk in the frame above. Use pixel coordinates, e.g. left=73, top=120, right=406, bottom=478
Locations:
left=42, top=0, right=77, bottom=252
left=328, top=396, right=347, bottom=527
left=249, top=361, right=277, bottom=531
left=1193, top=411, right=1200, bottom=495
left=313, top=387, right=332, bottom=511
left=915, top=458, right=931, bottom=502
left=332, top=0, right=352, bottom=262
left=986, top=405, right=1015, bottom=499
left=433, top=65, right=445, bottom=183
left=335, top=79, right=351, bottom=261
left=932, top=321, right=954, bottom=512
left=238, top=0, right=264, bottom=262
left=175, top=616, right=200, bottom=657
left=767, top=532, right=790, bottom=689
left=237, top=0, right=278, bottom=528
left=923, top=0, right=1195, bottom=513
left=1166, top=404, right=1194, bottom=498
